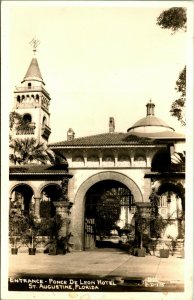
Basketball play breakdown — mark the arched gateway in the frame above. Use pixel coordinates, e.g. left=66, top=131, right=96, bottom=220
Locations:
left=72, top=172, right=143, bottom=250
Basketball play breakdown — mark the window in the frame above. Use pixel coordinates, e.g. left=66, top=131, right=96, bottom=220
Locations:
left=134, top=156, right=146, bottom=167
left=42, top=116, right=47, bottom=126
left=23, top=113, right=32, bottom=123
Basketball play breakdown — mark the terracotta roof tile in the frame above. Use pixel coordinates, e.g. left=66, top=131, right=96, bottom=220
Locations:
left=9, top=164, right=68, bottom=174
left=49, top=132, right=184, bottom=148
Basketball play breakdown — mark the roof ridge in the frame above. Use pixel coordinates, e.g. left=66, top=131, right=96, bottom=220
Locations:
left=49, top=132, right=127, bottom=145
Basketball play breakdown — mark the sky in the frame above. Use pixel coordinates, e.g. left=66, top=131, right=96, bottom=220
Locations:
left=3, top=1, right=190, bottom=143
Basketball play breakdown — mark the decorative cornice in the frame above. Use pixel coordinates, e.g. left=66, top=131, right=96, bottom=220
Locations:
left=51, top=145, right=164, bottom=149
left=144, top=172, right=185, bottom=179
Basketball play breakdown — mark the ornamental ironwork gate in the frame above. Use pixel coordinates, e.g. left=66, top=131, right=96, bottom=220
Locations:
left=84, top=180, right=135, bottom=250
left=84, top=218, right=96, bottom=250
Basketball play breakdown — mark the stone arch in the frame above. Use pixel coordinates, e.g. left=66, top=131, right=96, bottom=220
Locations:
left=72, top=171, right=143, bottom=250
left=151, top=148, right=171, bottom=172
left=23, top=113, right=32, bottom=123
left=39, top=183, right=62, bottom=218
left=75, top=171, right=143, bottom=204
left=155, top=181, right=185, bottom=212
left=9, top=182, right=36, bottom=198
left=9, top=183, right=35, bottom=215
left=154, top=181, right=184, bottom=198
left=39, top=182, right=61, bottom=195
left=154, top=181, right=185, bottom=238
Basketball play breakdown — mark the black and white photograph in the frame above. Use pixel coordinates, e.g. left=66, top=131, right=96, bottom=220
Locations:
left=1, top=1, right=193, bottom=299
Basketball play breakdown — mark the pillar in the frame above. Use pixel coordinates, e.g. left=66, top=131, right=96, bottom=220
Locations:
left=113, top=150, right=118, bottom=167
left=129, top=150, right=135, bottom=166
left=98, top=150, right=103, bottom=167
left=53, top=201, right=72, bottom=238
left=83, top=150, right=87, bottom=166
left=34, top=197, right=41, bottom=218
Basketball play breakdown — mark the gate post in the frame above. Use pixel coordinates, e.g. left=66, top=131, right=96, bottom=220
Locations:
left=53, top=201, right=72, bottom=237
left=135, top=202, right=152, bottom=248
left=53, top=177, right=73, bottom=238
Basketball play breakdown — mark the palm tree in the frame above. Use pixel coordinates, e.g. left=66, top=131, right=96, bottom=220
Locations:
left=170, top=151, right=185, bottom=172
left=9, top=112, right=29, bottom=140
left=9, top=137, right=54, bottom=165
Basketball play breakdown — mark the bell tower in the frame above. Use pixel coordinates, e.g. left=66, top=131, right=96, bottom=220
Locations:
left=13, top=39, right=51, bottom=144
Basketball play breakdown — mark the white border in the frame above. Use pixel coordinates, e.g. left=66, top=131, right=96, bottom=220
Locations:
left=1, top=1, right=193, bottom=299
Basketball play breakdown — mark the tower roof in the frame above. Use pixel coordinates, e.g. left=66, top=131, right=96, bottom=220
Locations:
left=22, top=58, right=44, bottom=84
left=127, top=100, right=174, bottom=133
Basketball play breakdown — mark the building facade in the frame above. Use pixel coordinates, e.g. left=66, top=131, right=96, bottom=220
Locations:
left=9, top=54, right=185, bottom=252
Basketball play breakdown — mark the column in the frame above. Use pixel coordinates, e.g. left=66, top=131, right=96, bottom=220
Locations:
left=98, top=150, right=103, bottom=167
left=34, top=197, right=41, bottom=218
left=66, top=150, right=72, bottom=167
left=53, top=201, right=72, bottom=238
left=129, top=150, right=134, bottom=167
left=83, top=150, right=87, bottom=167
left=113, top=150, right=118, bottom=167
left=145, top=149, right=152, bottom=168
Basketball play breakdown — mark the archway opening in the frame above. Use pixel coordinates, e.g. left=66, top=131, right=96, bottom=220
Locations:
left=40, top=184, right=62, bottom=218
left=151, top=148, right=171, bottom=172
left=10, top=184, right=34, bottom=216
left=84, top=180, right=135, bottom=250
left=150, top=183, right=184, bottom=239
left=23, top=113, right=32, bottom=124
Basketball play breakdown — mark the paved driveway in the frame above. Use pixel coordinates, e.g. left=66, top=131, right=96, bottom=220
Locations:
left=9, top=248, right=184, bottom=292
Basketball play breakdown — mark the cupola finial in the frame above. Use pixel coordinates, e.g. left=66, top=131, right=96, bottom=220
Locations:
left=29, top=37, right=40, bottom=56
left=146, top=99, right=155, bottom=116
left=109, top=117, right=115, bottom=133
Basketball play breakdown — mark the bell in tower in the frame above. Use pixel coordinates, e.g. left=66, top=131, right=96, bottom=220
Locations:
left=12, top=38, right=51, bottom=144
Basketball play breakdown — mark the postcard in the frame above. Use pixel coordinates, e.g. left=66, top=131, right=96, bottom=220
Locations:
left=1, top=1, right=193, bottom=300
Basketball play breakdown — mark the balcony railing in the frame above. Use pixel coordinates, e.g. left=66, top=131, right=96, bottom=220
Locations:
left=41, top=124, right=51, bottom=140
left=14, top=86, right=50, bottom=97
left=16, top=102, right=39, bottom=109
left=16, top=123, right=36, bottom=135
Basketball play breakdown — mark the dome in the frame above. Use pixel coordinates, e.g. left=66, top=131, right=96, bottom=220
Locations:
left=127, top=100, right=174, bottom=133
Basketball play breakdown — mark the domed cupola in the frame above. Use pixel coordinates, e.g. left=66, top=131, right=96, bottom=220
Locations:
left=127, top=99, right=174, bottom=133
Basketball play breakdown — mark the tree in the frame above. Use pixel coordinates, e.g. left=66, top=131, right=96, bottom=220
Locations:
left=9, top=111, right=30, bottom=140
left=170, top=67, right=186, bottom=126
left=9, top=137, right=54, bottom=165
left=9, top=209, right=27, bottom=249
left=157, top=7, right=186, bottom=125
left=156, top=7, right=187, bottom=33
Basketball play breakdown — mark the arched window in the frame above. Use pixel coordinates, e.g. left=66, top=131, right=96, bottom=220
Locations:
left=28, top=83, right=32, bottom=89
left=42, top=116, right=47, bottom=127
left=118, top=155, right=131, bottom=167
left=87, top=155, right=99, bottom=167
left=17, top=95, right=20, bottom=103
left=23, top=113, right=32, bottom=124
left=134, top=155, right=146, bottom=167
left=72, top=155, right=84, bottom=167
left=40, top=185, right=62, bottom=218
left=151, top=148, right=171, bottom=172
left=10, top=185, right=34, bottom=216
left=72, top=156, right=84, bottom=162
left=102, top=155, right=114, bottom=167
